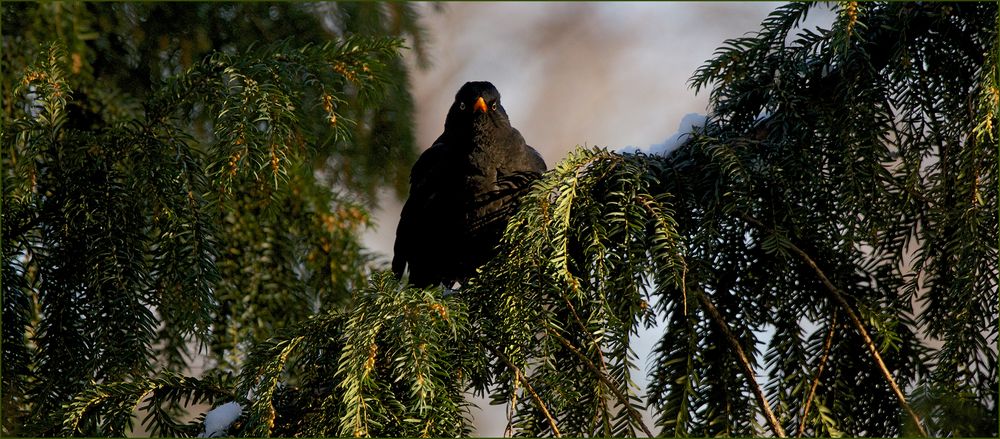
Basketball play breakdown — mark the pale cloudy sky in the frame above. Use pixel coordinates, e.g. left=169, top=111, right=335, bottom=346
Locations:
left=411, top=2, right=778, bottom=161
left=368, top=2, right=802, bottom=254
left=364, top=3, right=835, bottom=435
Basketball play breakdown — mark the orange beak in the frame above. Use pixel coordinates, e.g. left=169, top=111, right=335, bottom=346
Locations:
left=473, top=96, right=488, bottom=113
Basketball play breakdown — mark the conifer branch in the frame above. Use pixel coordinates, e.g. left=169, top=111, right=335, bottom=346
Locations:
left=5, top=3, right=996, bottom=437
left=6, top=214, right=39, bottom=243
left=738, top=213, right=928, bottom=437
left=557, top=291, right=613, bottom=389
left=544, top=327, right=654, bottom=438
left=798, top=310, right=837, bottom=438
left=696, top=292, right=786, bottom=437
left=556, top=290, right=615, bottom=436
left=485, top=343, right=561, bottom=437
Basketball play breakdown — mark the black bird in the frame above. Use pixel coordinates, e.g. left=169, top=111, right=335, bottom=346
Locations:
left=392, top=81, right=547, bottom=287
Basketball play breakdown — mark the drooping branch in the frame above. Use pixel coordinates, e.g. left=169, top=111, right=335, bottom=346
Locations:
left=485, top=343, right=561, bottom=437
left=5, top=214, right=40, bottom=246
left=738, top=213, right=928, bottom=437
left=554, top=292, right=615, bottom=433
left=797, top=309, right=837, bottom=438
left=696, top=292, right=787, bottom=437
left=557, top=291, right=611, bottom=377
left=545, top=326, right=655, bottom=438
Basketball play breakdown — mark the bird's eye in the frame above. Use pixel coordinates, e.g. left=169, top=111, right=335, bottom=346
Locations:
left=459, top=102, right=466, bottom=110
left=491, top=102, right=498, bottom=111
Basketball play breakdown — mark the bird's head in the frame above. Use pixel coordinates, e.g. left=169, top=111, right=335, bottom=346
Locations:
left=445, top=81, right=510, bottom=133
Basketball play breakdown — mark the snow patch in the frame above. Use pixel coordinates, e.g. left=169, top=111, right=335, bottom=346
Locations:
left=26, top=85, right=42, bottom=118
left=199, top=401, right=243, bottom=438
left=619, top=113, right=707, bottom=156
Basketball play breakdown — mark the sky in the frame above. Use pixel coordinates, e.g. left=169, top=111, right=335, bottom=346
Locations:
left=367, top=1, right=798, bottom=265
left=361, top=2, right=835, bottom=435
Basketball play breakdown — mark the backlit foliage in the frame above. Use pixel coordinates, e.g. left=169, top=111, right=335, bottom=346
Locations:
left=3, top=2, right=996, bottom=437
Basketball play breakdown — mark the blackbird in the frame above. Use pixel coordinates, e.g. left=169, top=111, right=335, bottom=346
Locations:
left=392, top=81, right=547, bottom=287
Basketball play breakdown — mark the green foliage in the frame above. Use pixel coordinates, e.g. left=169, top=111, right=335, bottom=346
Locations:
left=147, top=36, right=406, bottom=371
left=1, top=3, right=421, bottom=435
left=59, top=372, right=234, bottom=437
left=1, top=3, right=424, bottom=199
left=3, top=2, right=996, bottom=438
left=653, top=2, right=998, bottom=436
left=334, top=273, right=470, bottom=438
left=194, top=273, right=470, bottom=437
left=468, top=147, right=683, bottom=437
left=229, top=149, right=686, bottom=438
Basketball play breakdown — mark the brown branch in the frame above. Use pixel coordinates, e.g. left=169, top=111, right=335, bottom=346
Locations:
left=545, top=326, right=655, bottom=438
left=697, top=292, right=787, bottom=437
left=555, top=290, right=617, bottom=432
left=681, top=262, right=689, bottom=316
left=558, top=292, right=611, bottom=377
left=797, top=310, right=837, bottom=437
left=504, top=382, right=518, bottom=438
left=738, top=213, right=928, bottom=437
left=485, top=343, right=561, bottom=437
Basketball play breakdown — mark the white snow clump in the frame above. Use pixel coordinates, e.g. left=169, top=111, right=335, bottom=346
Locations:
left=199, top=401, right=243, bottom=438
left=619, top=113, right=707, bottom=156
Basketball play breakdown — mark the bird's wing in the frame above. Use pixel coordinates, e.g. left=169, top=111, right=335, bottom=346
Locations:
left=506, top=128, right=547, bottom=174
left=467, top=134, right=547, bottom=242
left=392, top=138, right=450, bottom=278
left=409, top=138, right=450, bottom=190
left=525, top=144, right=547, bottom=173
left=392, top=198, right=416, bottom=277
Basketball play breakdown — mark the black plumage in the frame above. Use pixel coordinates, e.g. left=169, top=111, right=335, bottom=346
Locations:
left=392, top=81, right=547, bottom=287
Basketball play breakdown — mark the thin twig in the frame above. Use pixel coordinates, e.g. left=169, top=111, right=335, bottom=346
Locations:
left=504, top=380, right=518, bottom=438
left=554, top=290, right=619, bottom=433
left=545, top=327, right=655, bottom=438
left=556, top=285, right=645, bottom=435
left=797, top=310, right=837, bottom=437
left=558, top=292, right=611, bottom=377
left=697, top=293, right=787, bottom=437
left=681, top=262, right=688, bottom=316
left=738, top=213, right=928, bottom=437
left=485, top=343, right=561, bottom=437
